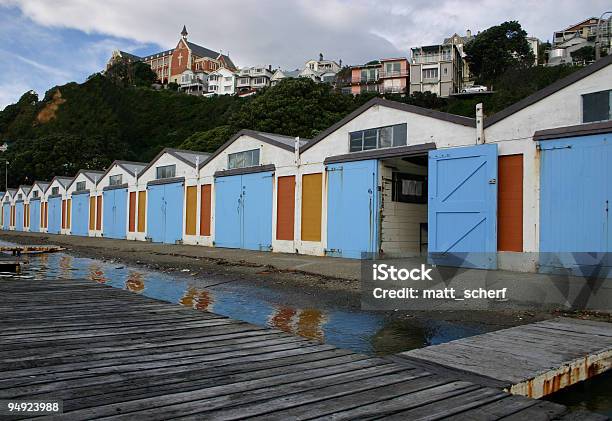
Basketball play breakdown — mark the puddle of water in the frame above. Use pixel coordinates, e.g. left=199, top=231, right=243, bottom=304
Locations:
left=4, top=245, right=488, bottom=356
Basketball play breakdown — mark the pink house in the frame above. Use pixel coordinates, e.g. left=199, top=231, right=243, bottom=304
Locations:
left=350, top=58, right=409, bottom=95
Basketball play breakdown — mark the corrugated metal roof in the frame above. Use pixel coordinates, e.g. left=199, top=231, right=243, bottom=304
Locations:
left=173, top=150, right=211, bottom=165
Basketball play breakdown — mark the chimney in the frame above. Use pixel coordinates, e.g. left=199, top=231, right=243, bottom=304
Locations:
left=339, top=59, right=342, bottom=67
left=268, top=64, right=272, bottom=71
left=319, top=53, right=324, bottom=61
left=476, top=103, right=484, bottom=144
left=466, top=29, right=472, bottom=38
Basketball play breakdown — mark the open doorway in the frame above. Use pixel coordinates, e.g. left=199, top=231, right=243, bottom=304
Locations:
left=379, top=155, right=428, bottom=257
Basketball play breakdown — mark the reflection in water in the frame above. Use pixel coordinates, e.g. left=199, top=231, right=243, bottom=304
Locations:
left=269, top=307, right=327, bottom=341
left=88, top=262, right=108, bottom=284
left=59, top=255, right=72, bottom=278
left=125, top=271, right=145, bottom=293
left=179, top=286, right=215, bottom=312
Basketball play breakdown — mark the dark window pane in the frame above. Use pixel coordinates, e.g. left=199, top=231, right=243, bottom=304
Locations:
left=583, top=90, right=611, bottom=123
left=379, top=126, right=393, bottom=148
left=363, top=129, right=377, bottom=150
left=393, top=124, right=407, bottom=146
left=349, top=131, right=363, bottom=152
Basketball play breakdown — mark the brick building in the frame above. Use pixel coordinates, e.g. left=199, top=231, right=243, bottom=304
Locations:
left=107, top=26, right=236, bottom=84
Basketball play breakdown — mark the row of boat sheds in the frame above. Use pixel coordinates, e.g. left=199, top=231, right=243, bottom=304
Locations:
left=2, top=55, right=612, bottom=274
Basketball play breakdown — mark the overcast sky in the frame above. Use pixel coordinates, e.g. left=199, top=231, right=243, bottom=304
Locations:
left=0, top=0, right=609, bottom=108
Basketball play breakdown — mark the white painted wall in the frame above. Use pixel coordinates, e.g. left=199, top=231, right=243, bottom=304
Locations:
left=26, top=185, right=45, bottom=232
left=43, top=178, right=71, bottom=235
left=66, top=173, right=101, bottom=237
left=379, top=163, right=427, bottom=257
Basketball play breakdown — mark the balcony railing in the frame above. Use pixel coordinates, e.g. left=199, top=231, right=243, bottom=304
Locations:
left=379, top=70, right=409, bottom=78
left=411, top=54, right=452, bottom=64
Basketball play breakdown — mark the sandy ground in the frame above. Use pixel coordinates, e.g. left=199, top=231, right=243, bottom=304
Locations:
left=2, top=231, right=610, bottom=326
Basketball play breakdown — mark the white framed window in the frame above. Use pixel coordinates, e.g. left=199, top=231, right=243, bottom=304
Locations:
left=51, top=187, right=59, bottom=195
left=228, top=149, right=260, bottom=169
left=76, top=181, right=86, bottom=191
left=422, top=68, right=438, bottom=80
left=33, top=191, right=39, bottom=198
left=349, top=124, right=407, bottom=152
left=156, top=165, right=176, bottom=179
left=109, top=174, right=123, bottom=186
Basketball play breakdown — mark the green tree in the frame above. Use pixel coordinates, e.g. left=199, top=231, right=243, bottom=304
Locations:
left=133, top=62, right=157, bottom=86
left=464, top=21, right=535, bottom=84
left=179, top=125, right=236, bottom=152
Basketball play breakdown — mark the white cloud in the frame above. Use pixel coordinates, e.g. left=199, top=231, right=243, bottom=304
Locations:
left=0, top=0, right=609, bottom=107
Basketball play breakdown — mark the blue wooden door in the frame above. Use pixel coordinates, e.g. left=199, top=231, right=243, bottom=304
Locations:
left=146, top=182, right=184, bottom=244
left=540, top=135, right=611, bottom=274
left=103, top=190, right=114, bottom=238
left=15, top=202, right=24, bottom=231
left=242, top=172, right=273, bottom=251
left=428, top=144, right=498, bottom=269
left=326, top=160, right=379, bottom=259
left=147, top=184, right=165, bottom=243
left=103, top=189, right=127, bottom=239
left=71, top=194, right=89, bottom=236
left=214, top=176, right=242, bottom=248
left=48, top=197, right=62, bottom=234
left=30, top=200, right=40, bottom=233
left=2, top=204, right=9, bottom=230
left=163, top=182, right=184, bottom=244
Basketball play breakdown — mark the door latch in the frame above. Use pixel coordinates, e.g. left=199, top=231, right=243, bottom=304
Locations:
left=488, top=179, right=496, bottom=184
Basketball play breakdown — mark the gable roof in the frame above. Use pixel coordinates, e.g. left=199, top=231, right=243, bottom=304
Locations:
left=96, top=160, right=147, bottom=186
left=17, top=185, right=31, bottom=196
left=138, top=148, right=210, bottom=178
left=45, top=176, right=74, bottom=193
left=2, top=189, right=16, bottom=201
left=300, top=97, right=476, bottom=153
left=187, top=41, right=220, bottom=60
left=29, top=181, right=50, bottom=195
left=484, top=54, right=612, bottom=128
left=198, top=129, right=310, bottom=170
left=65, top=169, right=105, bottom=191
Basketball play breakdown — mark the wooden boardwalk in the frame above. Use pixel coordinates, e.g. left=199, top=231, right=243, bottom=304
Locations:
left=399, top=317, right=612, bottom=399
left=0, top=278, right=605, bottom=420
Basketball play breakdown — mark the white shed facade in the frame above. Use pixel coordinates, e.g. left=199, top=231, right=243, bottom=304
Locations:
left=198, top=130, right=304, bottom=251
left=43, top=177, right=73, bottom=235
left=138, top=149, right=209, bottom=245
left=96, top=161, right=146, bottom=240
left=14, top=186, right=31, bottom=232
left=2, top=189, right=16, bottom=230
left=66, top=170, right=104, bottom=237
left=27, top=181, right=49, bottom=233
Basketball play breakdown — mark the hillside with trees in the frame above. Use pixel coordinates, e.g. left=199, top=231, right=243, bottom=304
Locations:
left=0, top=20, right=586, bottom=187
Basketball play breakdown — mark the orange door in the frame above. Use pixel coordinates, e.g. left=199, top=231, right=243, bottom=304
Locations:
left=301, top=173, right=322, bottom=241
left=128, top=192, right=136, bottom=232
left=89, top=197, right=96, bottom=230
left=66, top=199, right=71, bottom=229
left=96, top=196, right=102, bottom=231
left=199, top=184, right=211, bottom=236
left=498, top=154, right=523, bottom=252
left=276, top=176, right=295, bottom=240
left=61, top=200, right=66, bottom=229
left=185, top=186, right=197, bottom=236
left=137, top=191, right=146, bottom=233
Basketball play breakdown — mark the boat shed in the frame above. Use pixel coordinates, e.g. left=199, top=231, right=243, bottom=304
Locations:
left=96, top=161, right=147, bottom=240
left=27, top=181, right=49, bottom=233
left=66, top=170, right=104, bottom=237
left=298, top=97, right=477, bottom=261
left=43, top=177, right=73, bottom=235
left=198, top=130, right=306, bottom=251
left=483, top=54, right=612, bottom=273
left=14, top=186, right=31, bottom=232
left=138, top=149, right=210, bottom=244
left=1, top=189, right=16, bottom=230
